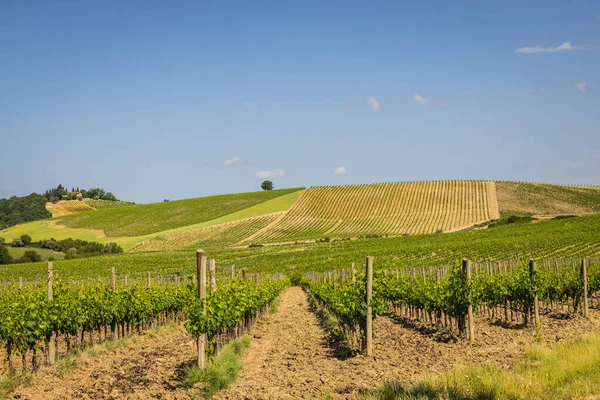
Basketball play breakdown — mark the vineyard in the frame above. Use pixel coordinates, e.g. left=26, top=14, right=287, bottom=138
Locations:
left=3, top=212, right=600, bottom=283
left=0, top=256, right=288, bottom=377
left=246, top=181, right=500, bottom=243
left=45, top=199, right=133, bottom=217
left=56, top=188, right=303, bottom=237
left=302, top=256, right=600, bottom=352
left=133, top=213, right=283, bottom=252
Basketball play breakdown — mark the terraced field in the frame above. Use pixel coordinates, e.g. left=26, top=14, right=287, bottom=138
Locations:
left=248, top=181, right=500, bottom=243
left=57, top=188, right=303, bottom=237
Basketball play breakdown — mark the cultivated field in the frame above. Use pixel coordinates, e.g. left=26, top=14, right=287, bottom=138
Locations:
left=57, top=188, right=302, bottom=237
left=2, top=181, right=600, bottom=399
left=247, top=181, right=499, bottom=243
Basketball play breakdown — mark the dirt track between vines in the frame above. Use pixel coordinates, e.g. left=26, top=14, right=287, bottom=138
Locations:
left=9, top=287, right=599, bottom=399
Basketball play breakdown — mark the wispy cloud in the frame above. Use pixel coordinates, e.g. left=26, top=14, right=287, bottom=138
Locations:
left=222, top=156, right=245, bottom=167
left=254, top=169, right=286, bottom=179
left=367, top=97, right=380, bottom=112
left=334, top=166, right=346, bottom=176
left=514, top=41, right=595, bottom=54
left=413, top=94, right=431, bottom=104
left=574, top=81, right=587, bottom=92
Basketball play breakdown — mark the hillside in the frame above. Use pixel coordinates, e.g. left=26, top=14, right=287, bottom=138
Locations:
left=46, top=199, right=133, bottom=217
left=56, top=188, right=303, bottom=237
left=245, top=181, right=500, bottom=243
left=496, top=181, right=600, bottom=217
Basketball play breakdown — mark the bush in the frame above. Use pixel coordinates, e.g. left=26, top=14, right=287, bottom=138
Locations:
left=11, top=238, right=23, bottom=247
left=20, top=234, right=32, bottom=245
left=0, top=237, right=4, bottom=245
left=16, top=250, right=42, bottom=263
left=65, top=247, right=78, bottom=259
left=0, top=245, right=13, bottom=265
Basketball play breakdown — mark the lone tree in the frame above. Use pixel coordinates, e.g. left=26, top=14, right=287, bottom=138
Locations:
left=261, top=180, right=273, bottom=191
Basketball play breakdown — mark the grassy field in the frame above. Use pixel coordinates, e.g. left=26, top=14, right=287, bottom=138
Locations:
left=496, top=181, right=600, bottom=217
left=248, top=181, right=500, bottom=243
left=57, top=188, right=302, bottom=237
left=6, top=246, right=64, bottom=261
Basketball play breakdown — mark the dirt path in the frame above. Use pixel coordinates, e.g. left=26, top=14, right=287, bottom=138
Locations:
left=9, top=288, right=599, bottom=399
left=10, top=325, right=196, bottom=400
left=217, top=287, right=600, bottom=400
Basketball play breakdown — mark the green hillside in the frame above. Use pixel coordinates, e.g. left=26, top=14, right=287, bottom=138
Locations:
left=57, top=188, right=303, bottom=237
left=5, top=212, right=600, bottom=281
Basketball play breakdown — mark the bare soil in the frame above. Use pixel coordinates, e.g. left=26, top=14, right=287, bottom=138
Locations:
left=216, top=287, right=599, bottom=400
left=9, top=326, right=196, bottom=400
left=8, top=287, right=599, bottom=400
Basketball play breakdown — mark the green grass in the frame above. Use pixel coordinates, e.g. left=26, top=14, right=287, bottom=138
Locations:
left=182, top=335, right=251, bottom=398
left=58, top=188, right=303, bottom=237
left=355, top=331, right=600, bottom=400
left=0, top=189, right=303, bottom=251
left=6, top=247, right=64, bottom=261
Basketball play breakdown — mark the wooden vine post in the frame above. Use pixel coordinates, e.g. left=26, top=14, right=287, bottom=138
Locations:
left=47, top=261, right=56, bottom=364
left=111, top=267, right=117, bottom=340
left=463, top=259, right=474, bottom=342
left=230, top=265, right=235, bottom=280
left=146, top=272, right=151, bottom=288
left=529, top=260, right=540, bottom=328
left=196, top=250, right=207, bottom=368
left=351, top=263, right=356, bottom=281
left=18, top=277, right=23, bottom=289
left=365, top=256, right=373, bottom=356
left=242, top=270, right=248, bottom=281
left=581, top=258, right=588, bottom=317
left=209, top=259, right=217, bottom=293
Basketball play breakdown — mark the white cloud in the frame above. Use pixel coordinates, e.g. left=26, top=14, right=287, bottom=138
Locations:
left=254, top=169, right=286, bottom=179
left=222, top=156, right=244, bottom=167
left=413, top=94, right=431, bottom=104
left=367, top=97, right=380, bottom=112
left=515, top=41, right=582, bottom=54
left=334, top=166, right=346, bottom=176
left=574, top=81, right=587, bottom=92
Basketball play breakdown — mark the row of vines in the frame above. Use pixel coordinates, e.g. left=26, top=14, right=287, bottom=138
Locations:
left=0, top=260, right=288, bottom=376
left=301, top=257, right=600, bottom=351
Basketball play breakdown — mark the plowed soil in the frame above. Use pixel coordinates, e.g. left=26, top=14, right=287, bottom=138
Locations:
left=9, top=287, right=599, bottom=400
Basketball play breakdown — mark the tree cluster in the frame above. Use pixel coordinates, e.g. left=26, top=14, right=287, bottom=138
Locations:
left=0, top=193, right=51, bottom=230
left=44, top=184, right=118, bottom=203
left=0, top=235, right=123, bottom=265
left=37, top=238, right=123, bottom=259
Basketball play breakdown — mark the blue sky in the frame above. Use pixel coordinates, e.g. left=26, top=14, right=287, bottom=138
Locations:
left=1, top=1, right=599, bottom=203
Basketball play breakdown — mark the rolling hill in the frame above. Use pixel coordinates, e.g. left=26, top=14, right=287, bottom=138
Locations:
left=2, top=181, right=600, bottom=254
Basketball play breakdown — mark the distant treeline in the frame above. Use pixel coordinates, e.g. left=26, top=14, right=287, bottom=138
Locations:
left=0, top=193, right=51, bottom=230
left=44, top=184, right=118, bottom=202
left=0, top=235, right=123, bottom=264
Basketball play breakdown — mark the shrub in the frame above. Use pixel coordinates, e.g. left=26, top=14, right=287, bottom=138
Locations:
left=0, top=237, right=4, bottom=245
left=0, top=245, right=13, bottom=265
left=16, top=250, right=42, bottom=263
left=20, top=234, right=32, bottom=245
left=11, top=238, right=23, bottom=247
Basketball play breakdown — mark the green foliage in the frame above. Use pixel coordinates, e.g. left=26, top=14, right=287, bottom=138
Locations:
left=0, top=245, right=13, bottom=265
left=261, top=180, right=273, bottom=191
left=37, top=237, right=123, bottom=257
left=183, top=278, right=288, bottom=356
left=58, top=188, right=302, bottom=237
left=44, top=185, right=118, bottom=202
left=11, top=238, right=23, bottom=248
left=0, top=281, right=191, bottom=363
left=0, top=237, right=5, bottom=245
left=19, top=234, right=31, bottom=245
left=14, top=250, right=42, bottom=263
left=0, top=193, right=51, bottom=230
